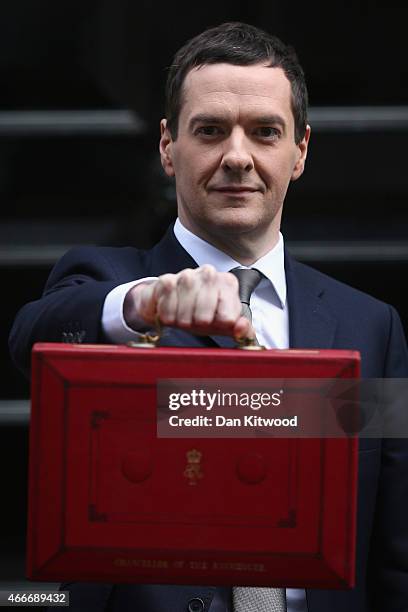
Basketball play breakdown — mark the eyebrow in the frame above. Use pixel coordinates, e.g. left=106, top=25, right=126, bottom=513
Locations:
left=256, top=115, right=287, bottom=129
left=189, top=113, right=287, bottom=131
left=189, top=114, right=225, bottom=129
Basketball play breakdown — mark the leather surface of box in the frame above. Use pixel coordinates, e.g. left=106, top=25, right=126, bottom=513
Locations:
left=27, top=343, right=360, bottom=588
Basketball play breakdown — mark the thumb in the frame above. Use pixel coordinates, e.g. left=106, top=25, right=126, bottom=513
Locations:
left=233, top=316, right=257, bottom=342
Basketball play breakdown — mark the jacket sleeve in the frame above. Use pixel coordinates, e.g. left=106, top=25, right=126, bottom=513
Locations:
left=368, top=305, right=408, bottom=610
left=8, top=247, right=122, bottom=378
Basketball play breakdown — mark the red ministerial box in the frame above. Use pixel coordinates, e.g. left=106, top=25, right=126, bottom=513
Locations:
left=27, top=343, right=360, bottom=588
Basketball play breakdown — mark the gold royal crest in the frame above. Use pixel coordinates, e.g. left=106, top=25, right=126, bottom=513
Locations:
left=183, top=449, right=203, bottom=485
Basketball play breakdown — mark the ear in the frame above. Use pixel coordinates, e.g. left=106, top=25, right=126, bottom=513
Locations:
left=291, top=124, right=311, bottom=181
left=159, top=119, right=175, bottom=177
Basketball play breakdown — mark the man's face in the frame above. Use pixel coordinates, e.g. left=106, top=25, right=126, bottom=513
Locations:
left=160, top=62, right=310, bottom=257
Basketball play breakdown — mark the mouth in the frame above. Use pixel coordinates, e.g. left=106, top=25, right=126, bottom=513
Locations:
left=210, top=185, right=259, bottom=196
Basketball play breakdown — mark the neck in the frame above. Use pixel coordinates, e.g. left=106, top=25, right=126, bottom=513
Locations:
left=179, top=220, right=280, bottom=265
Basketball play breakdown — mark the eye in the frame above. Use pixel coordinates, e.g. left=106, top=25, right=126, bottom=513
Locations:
left=195, top=126, right=223, bottom=137
left=254, top=126, right=281, bottom=139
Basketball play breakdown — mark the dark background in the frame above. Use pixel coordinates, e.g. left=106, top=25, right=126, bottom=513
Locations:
left=1, top=0, right=407, bottom=590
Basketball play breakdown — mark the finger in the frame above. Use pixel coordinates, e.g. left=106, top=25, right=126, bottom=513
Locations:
left=233, top=316, right=256, bottom=341
left=215, top=272, right=242, bottom=324
left=153, top=274, right=179, bottom=325
left=192, top=265, right=219, bottom=327
left=134, top=283, right=159, bottom=324
left=174, top=268, right=201, bottom=326
left=124, top=282, right=160, bottom=327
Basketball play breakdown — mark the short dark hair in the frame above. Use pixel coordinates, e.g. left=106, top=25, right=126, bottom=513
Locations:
left=165, top=22, right=308, bottom=144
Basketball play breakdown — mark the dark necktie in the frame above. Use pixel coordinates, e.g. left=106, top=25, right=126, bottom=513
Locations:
left=229, top=269, right=286, bottom=611
left=232, top=587, right=286, bottom=612
left=230, top=268, right=263, bottom=322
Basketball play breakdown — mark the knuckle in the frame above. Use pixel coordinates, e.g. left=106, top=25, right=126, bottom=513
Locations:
left=224, top=272, right=239, bottom=288
left=199, top=264, right=216, bottom=281
left=218, top=302, right=240, bottom=321
left=177, top=317, right=192, bottom=328
left=177, top=268, right=194, bottom=287
left=194, top=313, right=213, bottom=326
left=157, top=305, right=175, bottom=325
left=157, top=274, right=176, bottom=293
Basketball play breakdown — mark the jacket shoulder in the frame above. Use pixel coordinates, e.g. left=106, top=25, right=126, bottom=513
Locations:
left=45, top=245, right=150, bottom=285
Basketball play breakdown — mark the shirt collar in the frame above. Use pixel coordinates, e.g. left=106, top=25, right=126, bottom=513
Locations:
left=173, top=218, right=287, bottom=308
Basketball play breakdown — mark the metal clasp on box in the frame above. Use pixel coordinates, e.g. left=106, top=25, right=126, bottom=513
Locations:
left=126, top=318, right=265, bottom=350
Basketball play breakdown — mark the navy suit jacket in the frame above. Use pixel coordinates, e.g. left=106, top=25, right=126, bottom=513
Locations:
left=9, top=226, right=408, bottom=612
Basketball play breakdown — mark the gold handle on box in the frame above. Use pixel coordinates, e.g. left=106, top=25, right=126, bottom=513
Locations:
left=235, top=336, right=265, bottom=350
left=127, top=317, right=265, bottom=350
left=126, top=317, right=162, bottom=348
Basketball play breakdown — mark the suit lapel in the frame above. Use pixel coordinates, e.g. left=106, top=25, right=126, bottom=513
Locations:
left=285, top=250, right=337, bottom=349
left=148, top=226, right=198, bottom=276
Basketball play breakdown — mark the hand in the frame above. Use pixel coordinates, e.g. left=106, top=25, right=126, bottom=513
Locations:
left=123, top=265, right=255, bottom=340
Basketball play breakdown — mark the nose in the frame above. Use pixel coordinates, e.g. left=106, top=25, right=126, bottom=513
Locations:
left=221, top=129, right=254, bottom=174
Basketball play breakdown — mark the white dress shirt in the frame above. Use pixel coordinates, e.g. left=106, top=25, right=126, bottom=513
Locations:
left=102, top=218, right=289, bottom=348
left=101, top=218, right=307, bottom=611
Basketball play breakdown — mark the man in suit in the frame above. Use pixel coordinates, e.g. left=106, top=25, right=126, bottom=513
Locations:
left=9, top=22, right=408, bottom=612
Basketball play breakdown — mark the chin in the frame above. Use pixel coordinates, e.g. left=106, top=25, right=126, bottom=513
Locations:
left=208, top=210, right=264, bottom=233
